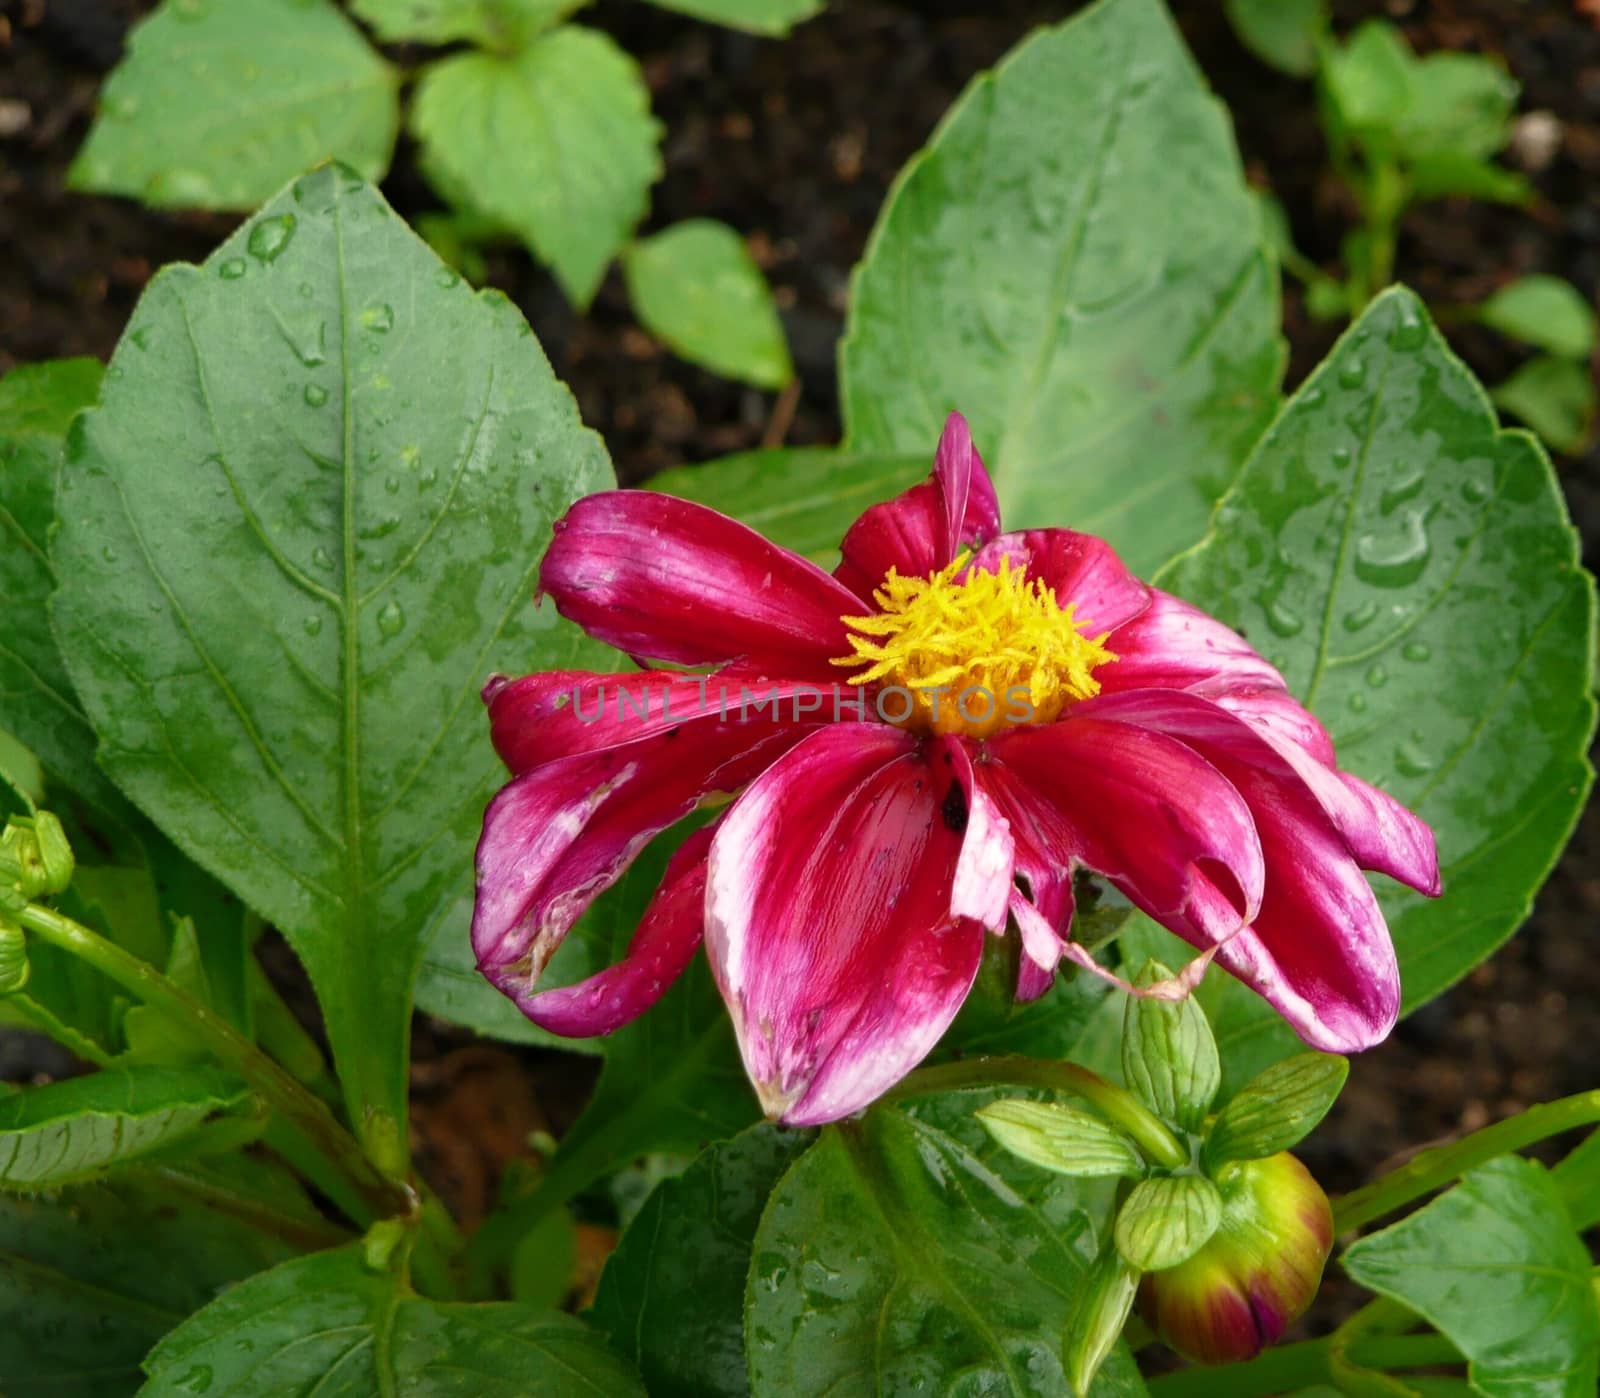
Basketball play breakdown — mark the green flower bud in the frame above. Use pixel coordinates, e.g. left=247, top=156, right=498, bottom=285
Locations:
left=1137, top=1152, right=1332, bottom=1365
left=2, top=812, right=74, bottom=898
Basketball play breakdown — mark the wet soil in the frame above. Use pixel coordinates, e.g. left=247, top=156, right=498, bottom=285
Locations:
left=3, top=0, right=1598, bottom=1275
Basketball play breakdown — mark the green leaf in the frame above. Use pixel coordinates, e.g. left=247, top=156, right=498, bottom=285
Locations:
left=590, top=1124, right=811, bottom=1397
left=1343, top=1156, right=1599, bottom=1398
left=1552, top=1127, right=1600, bottom=1231
left=1407, top=151, right=1532, bottom=207
left=651, top=447, right=926, bottom=567
left=840, top=0, right=1283, bottom=576
left=0, top=359, right=113, bottom=811
left=1224, top=0, right=1326, bottom=77
left=1121, top=958, right=1220, bottom=1133
left=941, top=943, right=1115, bottom=1061
left=1113, top=1174, right=1222, bottom=1271
left=623, top=220, right=793, bottom=389
left=1324, top=21, right=1413, bottom=140
left=641, top=0, right=824, bottom=36
left=412, top=28, right=663, bottom=307
left=746, top=1105, right=1147, bottom=1397
left=0, top=1169, right=306, bottom=1398
left=1477, top=278, right=1598, bottom=361
left=1063, top=1246, right=1141, bottom=1398
left=0, top=1066, right=254, bottom=1191
left=1204, top=1054, right=1348, bottom=1166
left=1493, top=355, right=1597, bottom=456
left=69, top=0, right=398, bottom=210
left=977, top=1098, right=1145, bottom=1179
left=351, top=0, right=583, bottom=46
left=52, top=167, right=614, bottom=1165
left=140, top=1244, right=644, bottom=1396
left=1162, top=288, right=1597, bottom=1087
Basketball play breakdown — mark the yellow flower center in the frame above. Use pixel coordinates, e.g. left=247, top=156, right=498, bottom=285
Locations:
left=832, top=553, right=1117, bottom=739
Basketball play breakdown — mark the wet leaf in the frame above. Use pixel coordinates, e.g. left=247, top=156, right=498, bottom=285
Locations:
left=841, top=0, right=1283, bottom=575
left=590, top=1124, right=811, bottom=1397
left=1343, top=1156, right=1599, bottom=1398
left=1476, top=276, right=1598, bottom=360
left=69, top=0, right=398, bottom=210
left=1164, top=289, right=1597, bottom=1087
left=140, top=1245, right=643, bottom=1395
left=53, top=167, right=613, bottom=1160
left=1113, top=1174, right=1222, bottom=1270
left=642, top=0, right=823, bottom=36
left=351, top=0, right=581, bottom=45
left=1224, top=0, right=1326, bottom=77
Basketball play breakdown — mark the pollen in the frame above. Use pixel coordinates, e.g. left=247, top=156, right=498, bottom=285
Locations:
left=833, top=553, right=1116, bottom=739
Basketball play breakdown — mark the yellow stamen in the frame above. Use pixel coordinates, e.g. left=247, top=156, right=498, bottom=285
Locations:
left=832, top=553, right=1117, bottom=739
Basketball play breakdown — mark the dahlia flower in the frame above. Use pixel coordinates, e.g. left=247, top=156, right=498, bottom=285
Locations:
left=473, top=413, right=1439, bottom=1126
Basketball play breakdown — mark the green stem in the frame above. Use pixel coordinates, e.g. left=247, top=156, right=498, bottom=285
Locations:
left=1347, top=1332, right=1464, bottom=1369
left=884, top=1056, right=1189, bottom=1169
left=1334, top=1088, right=1600, bottom=1234
left=17, top=902, right=413, bottom=1224
left=1146, top=1337, right=1330, bottom=1398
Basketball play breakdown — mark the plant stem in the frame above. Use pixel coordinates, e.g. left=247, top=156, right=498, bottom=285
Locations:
left=1146, top=1336, right=1331, bottom=1398
left=1334, top=1088, right=1600, bottom=1233
left=885, top=1056, right=1189, bottom=1169
left=17, top=901, right=414, bottom=1224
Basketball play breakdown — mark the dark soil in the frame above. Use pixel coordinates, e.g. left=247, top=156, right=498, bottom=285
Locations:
left=3, top=0, right=1598, bottom=1263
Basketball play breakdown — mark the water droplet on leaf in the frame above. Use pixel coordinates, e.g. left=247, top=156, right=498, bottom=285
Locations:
left=1366, top=663, right=1388, bottom=688
left=303, top=383, right=328, bottom=407
left=1343, top=600, right=1378, bottom=632
left=303, top=615, right=323, bottom=636
left=218, top=258, right=247, bottom=281
left=247, top=214, right=295, bottom=263
left=363, top=303, right=395, bottom=333
left=1353, top=512, right=1431, bottom=587
left=1338, top=358, right=1366, bottom=390
left=1401, top=641, right=1431, bottom=662
left=377, top=599, right=405, bottom=638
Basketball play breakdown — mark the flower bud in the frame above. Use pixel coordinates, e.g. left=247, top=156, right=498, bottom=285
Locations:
left=2, top=812, right=74, bottom=899
left=1137, top=1151, right=1332, bottom=1365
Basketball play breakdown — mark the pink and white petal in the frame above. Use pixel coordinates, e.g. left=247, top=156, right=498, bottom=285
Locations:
left=1199, top=683, right=1336, bottom=764
left=933, top=411, right=1001, bottom=561
left=937, top=736, right=1015, bottom=931
left=1098, top=590, right=1284, bottom=695
left=473, top=723, right=807, bottom=994
left=508, top=828, right=714, bottom=1038
left=704, top=724, right=985, bottom=1125
left=833, top=412, right=1001, bottom=599
left=483, top=668, right=845, bottom=773
left=989, top=718, right=1264, bottom=949
left=1078, top=688, right=1440, bottom=897
left=1009, top=889, right=1068, bottom=1003
left=540, top=491, right=861, bottom=674
left=965, top=529, right=1150, bottom=633
left=1209, top=798, right=1401, bottom=1052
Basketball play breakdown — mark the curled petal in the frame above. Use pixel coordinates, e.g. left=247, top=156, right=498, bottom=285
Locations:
left=473, top=724, right=806, bottom=998
left=509, top=827, right=714, bottom=1038
left=540, top=491, right=861, bottom=675
left=483, top=668, right=848, bottom=773
left=989, top=719, right=1265, bottom=951
left=705, top=725, right=985, bottom=1125
left=1080, top=688, right=1440, bottom=897
left=965, top=529, right=1150, bottom=633
left=1008, top=889, right=1067, bottom=1003
left=1099, top=590, right=1283, bottom=695
left=834, top=411, right=1001, bottom=597
left=938, top=736, right=1015, bottom=931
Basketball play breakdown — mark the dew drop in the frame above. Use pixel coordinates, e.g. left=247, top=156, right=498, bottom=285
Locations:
left=418, top=468, right=438, bottom=489
left=1261, top=596, right=1304, bottom=638
left=218, top=258, right=247, bottom=281
left=1394, top=739, right=1434, bottom=777
left=1401, top=641, right=1431, bottom=662
left=363, top=303, right=395, bottom=333
left=1389, top=303, right=1427, bottom=350
left=1379, top=466, right=1426, bottom=515
left=298, top=281, right=315, bottom=299
left=1342, top=600, right=1379, bottom=632
left=384, top=474, right=401, bottom=494
left=1300, top=386, right=1325, bottom=409
left=377, top=598, right=405, bottom=638
left=1462, top=476, right=1491, bottom=504
left=1331, top=445, right=1352, bottom=469
left=175, top=1363, right=213, bottom=1393
left=312, top=546, right=334, bottom=571
left=101, top=546, right=118, bottom=563
left=1337, top=357, right=1366, bottom=390
left=304, top=383, right=329, bottom=408
left=435, top=266, right=461, bottom=289
left=303, top=615, right=323, bottom=636
left=1348, top=691, right=1369, bottom=714
left=1353, top=511, right=1431, bottom=587
left=1366, top=662, right=1389, bottom=688
left=247, top=213, right=296, bottom=263
left=130, top=326, right=153, bottom=351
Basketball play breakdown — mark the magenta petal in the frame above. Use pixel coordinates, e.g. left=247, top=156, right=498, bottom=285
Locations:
left=483, top=668, right=842, bottom=774
left=473, top=724, right=804, bottom=996
left=1099, top=590, right=1284, bottom=695
left=1009, top=889, right=1068, bottom=1003
left=965, top=529, right=1150, bottom=633
left=512, top=828, right=713, bottom=1037
left=990, top=718, right=1265, bottom=948
left=704, top=725, right=985, bottom=1125
left=540, top=491, right=861, bottom=674
left=1082, top=688, right=1440, bottom=897
left=834, top=412, right=1001, bottom=597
